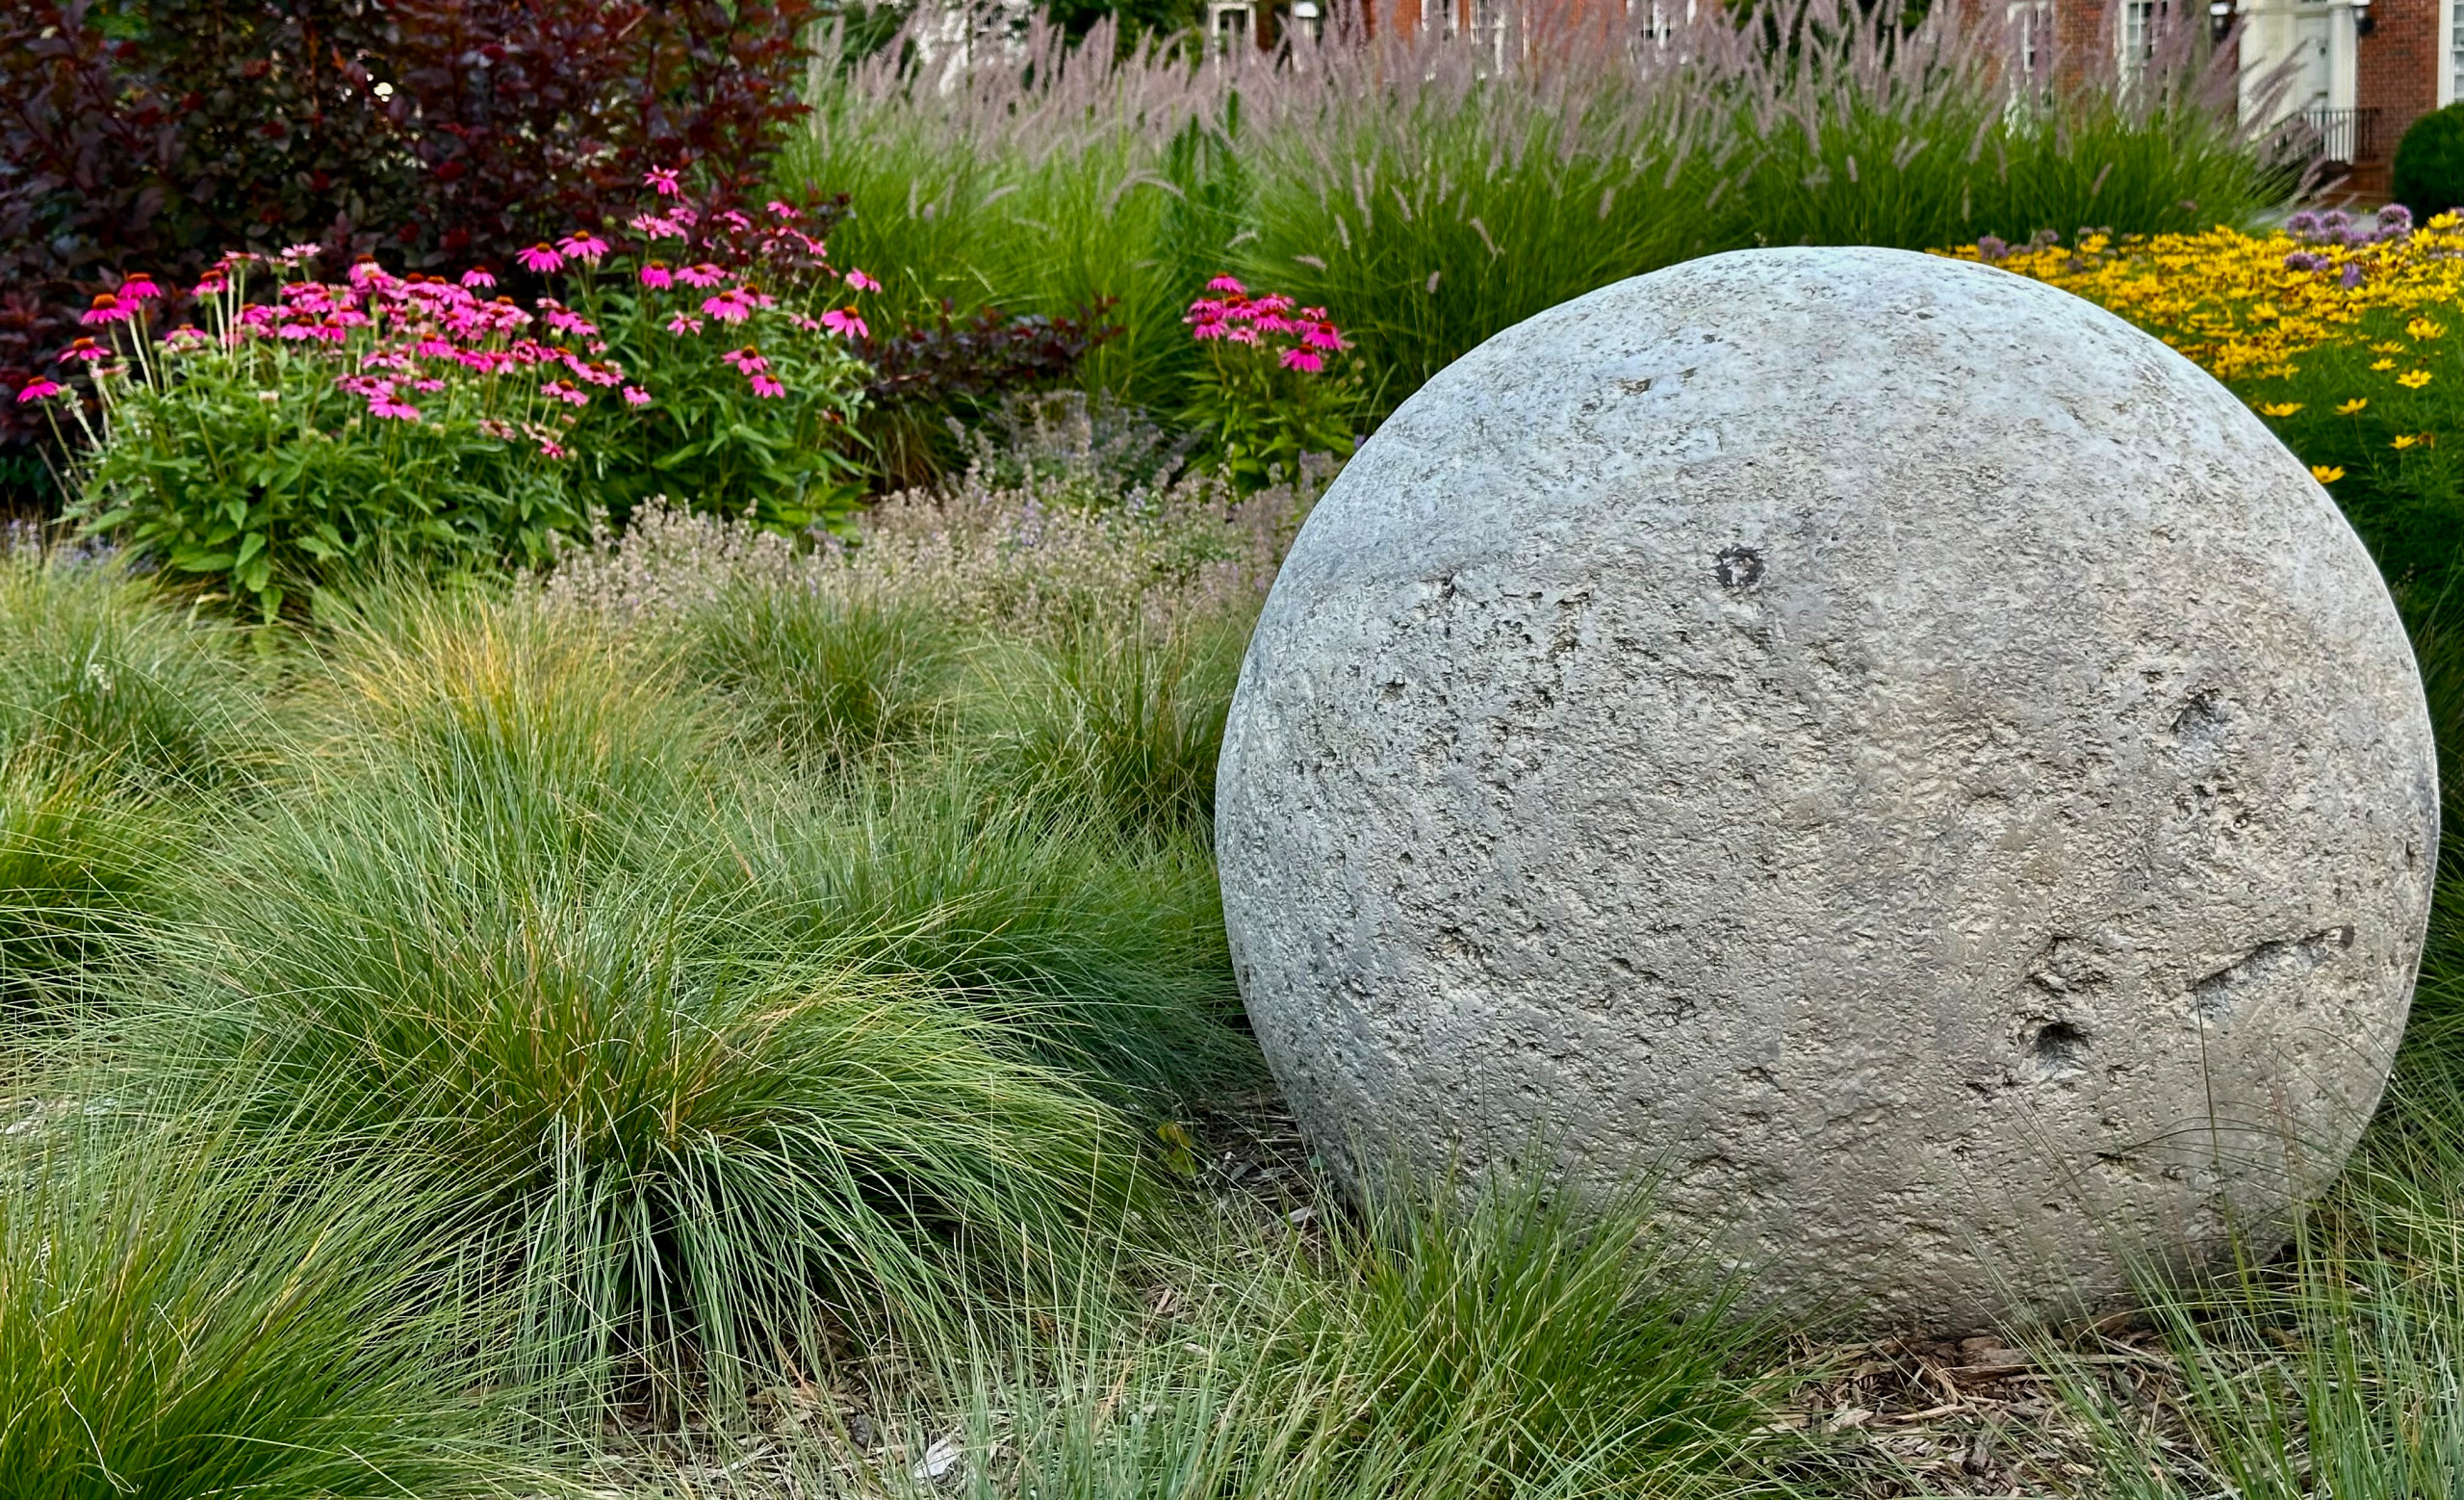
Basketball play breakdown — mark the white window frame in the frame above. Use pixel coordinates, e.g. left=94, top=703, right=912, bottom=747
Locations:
left=1207, top=0, right=1254, bottom=51
left=2008, top=0, right=2053, bottom=89
left=2121, top=0, right=2163, bottom=75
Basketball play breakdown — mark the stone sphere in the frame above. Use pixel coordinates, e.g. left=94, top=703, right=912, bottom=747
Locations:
left=1215, top=246, right=2437, bottom=1332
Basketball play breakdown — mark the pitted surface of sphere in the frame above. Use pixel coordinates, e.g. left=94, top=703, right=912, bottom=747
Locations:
left=1215, top=246, right=2438, bottom=1332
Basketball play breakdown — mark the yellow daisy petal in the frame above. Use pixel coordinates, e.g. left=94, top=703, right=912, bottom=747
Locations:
left=2312, top=464, right=2347, bottom=482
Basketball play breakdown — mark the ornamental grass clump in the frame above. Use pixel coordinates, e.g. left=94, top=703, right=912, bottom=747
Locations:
left=714, top=763, right=1255, bottom=1106
left=0, top=544, right=263, bottom=790
left=0, top=1113, right=545, bottom=1500
left=134, top=590, right=1147, bottom=1407
left=0, top=763, right=179, bottom=1022
left=940, top=1169, right=1773, bottom=1500
left=970, top=616, right=1248, bottom=839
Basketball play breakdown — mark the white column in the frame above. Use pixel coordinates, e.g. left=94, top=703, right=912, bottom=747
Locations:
left=2326, top=0, right=2359, bottom=113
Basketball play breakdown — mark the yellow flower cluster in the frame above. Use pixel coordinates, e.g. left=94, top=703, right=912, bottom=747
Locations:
left=1941, top=217, right=2464, bottom=385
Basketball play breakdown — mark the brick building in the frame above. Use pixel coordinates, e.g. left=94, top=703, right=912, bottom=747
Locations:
left=1997, top=0, right=2447, bottom=196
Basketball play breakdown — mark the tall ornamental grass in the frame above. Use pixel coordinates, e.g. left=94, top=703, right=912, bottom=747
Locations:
left=791, top=1, right=2276, bottom=421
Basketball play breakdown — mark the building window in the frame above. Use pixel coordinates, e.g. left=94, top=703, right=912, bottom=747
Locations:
left=1208, top=0, right=1253, bottom=50
left=2009, top=0, right=2053, bottom=87
left=2122, top=0, right=2166, bottom=76
left=2452, top=0, right=2464, bottom=104
left=1470, top=0, right=1507, bottom=58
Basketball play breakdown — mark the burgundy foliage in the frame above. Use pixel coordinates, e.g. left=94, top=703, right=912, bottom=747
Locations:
left=860, top=299, right=1126, bottom=411
left=0, top=0, right=818, bottom=473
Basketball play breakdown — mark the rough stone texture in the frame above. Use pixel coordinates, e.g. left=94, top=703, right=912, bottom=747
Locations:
left=1215, top=246, right=2439, bottom=1333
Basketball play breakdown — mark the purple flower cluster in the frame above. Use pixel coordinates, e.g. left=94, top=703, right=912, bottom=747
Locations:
left=2286, top=204, right=2413, bottom=249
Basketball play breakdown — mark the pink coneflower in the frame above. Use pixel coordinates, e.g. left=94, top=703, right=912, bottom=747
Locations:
left=720, top=346, right=770, bottom=375
left=639, top=262, right=675, bottom=290
left=543, top=307, right=599, bottom=337
left=623, top=385, right=651, bottom=406
left=538, top=437, right=569, bottom=458
left=1303, top=322, right=1346, bottom=350
left=14, top=378, right=61, bottom=403
left=540, top=379, right=590, bottom=406
left=517, top=243, right=565, bottom=274
left=280, top=243, right=323, bottom=263
left=413, top=377, right=448, bottom=392
left=1279, top=348, right=1325, bottom=374
left=645, top=167, right=681, bottom=197
left=665, top=314, right=706, bottom=335
left=1227, top=326, right=1260, bottom=345
left=1206, top=274, right=1246, bottom=294
left=58, top=338, right=108, bottom=363
left=629, top=214, right=683, bottom=239
left=369, top=397, right=423, bottom=420
left=117, top=273, right=163, bottom=301
left=748, top=374, right=785, bottom=398
left=562, top=351, right=621, bottom=386
left=844, top=269, right=881, bottom=293
left=820, top=307, right=868, bottom=340
left=767, top=199, right=801, bottom=220
left=557, top=232, right=609, bottom=264
left=718, top=209, right=753, bottom=232
left=1191, top=320, right=1228, bottom=341
left=81, top=294, right=133, bottom=326
left=703, top=292, right=751, bottom=324
left=461, top=267, right=498, bottom=289
left=675, top=263, right=726, bottom=288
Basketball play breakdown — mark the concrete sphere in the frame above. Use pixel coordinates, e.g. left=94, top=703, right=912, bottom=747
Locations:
left=1215, top=246, right=2437, bottom=1333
